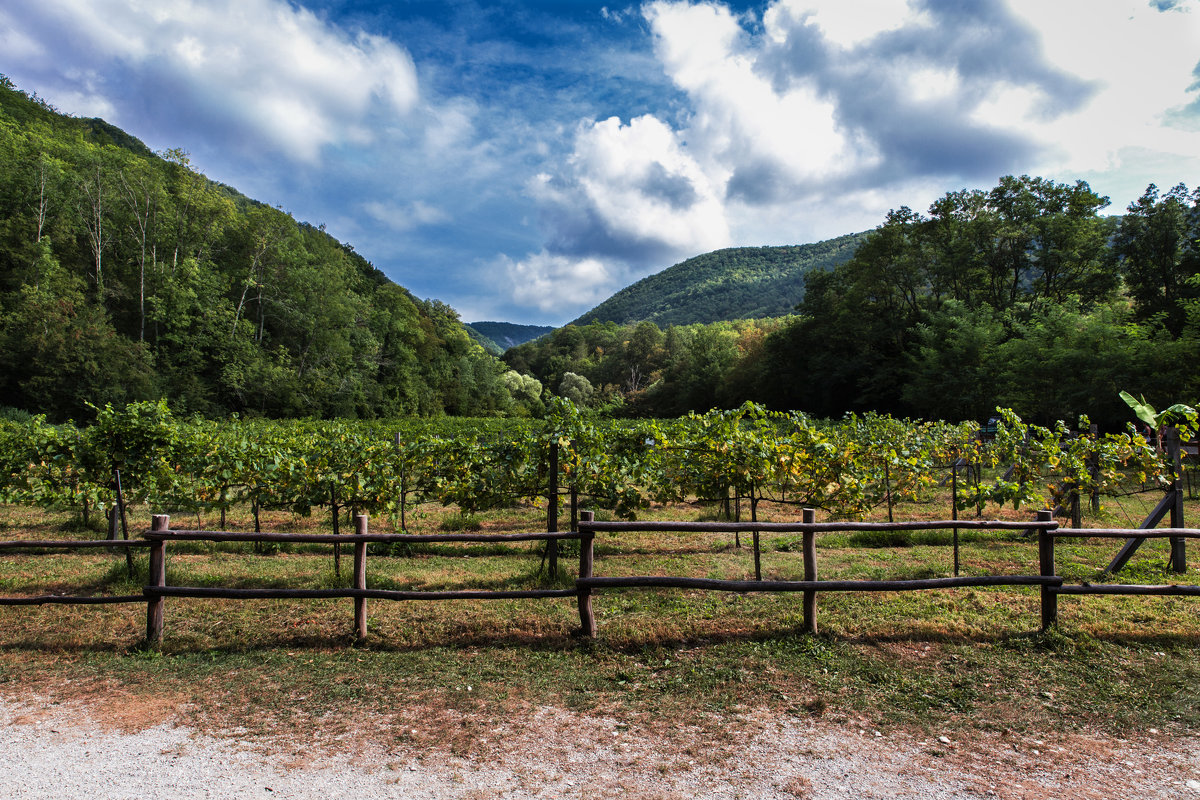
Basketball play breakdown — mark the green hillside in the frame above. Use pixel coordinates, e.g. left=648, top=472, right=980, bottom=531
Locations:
left=467, top=321, right=554, bottom=351
left=570, top=234, right=868, bottom=327
left=0, top=76, right=533, bottom=421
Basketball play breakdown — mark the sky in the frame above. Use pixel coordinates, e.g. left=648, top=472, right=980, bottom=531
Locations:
left=3, top=0, right=1200, bottom=326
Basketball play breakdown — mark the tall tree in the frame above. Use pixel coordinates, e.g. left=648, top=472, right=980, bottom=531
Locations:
left=1113, top=183, right=1200, bottom=335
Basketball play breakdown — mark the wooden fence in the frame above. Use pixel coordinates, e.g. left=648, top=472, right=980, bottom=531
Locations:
left=2, top=510, right=1199, bottom=643
left=142, top=514, right=590, bottom=643
left=576, top=510, right=1061, bottom=635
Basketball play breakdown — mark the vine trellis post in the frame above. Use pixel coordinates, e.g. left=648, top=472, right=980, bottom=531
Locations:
left=1106, top=427, right=1187, bottom=574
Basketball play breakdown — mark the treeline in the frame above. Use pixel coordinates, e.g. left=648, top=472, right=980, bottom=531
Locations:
left=764, top=176, right=1200, bottom=428
left=0, top=76, right=537, bottom=422
left=512, top=176, right=1200, bottom=429
left=504, top=317, right=786, bottom=417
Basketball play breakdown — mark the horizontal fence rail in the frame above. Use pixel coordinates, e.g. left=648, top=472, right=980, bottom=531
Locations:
left=0, top=538, right=150, bottom=606
left=0, top=540, right=153, bottom=550
left=0, top=593, right=147, bottom=607
left=583, top=519, right=1054, bottom=533
left=576, top=576, right=1061, bottom=592
left=1, top=511, right=1198, bottom=643
left=144, top=530, right=584, bottom=544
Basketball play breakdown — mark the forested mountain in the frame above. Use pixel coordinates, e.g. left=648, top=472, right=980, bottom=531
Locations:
left=0, top=76, right=538, bottom=421
left=569, top=234, right=868, bottom=327
left=466, top=321, right=554, bottom=351
left=509, top=176, right=1200, bottom=428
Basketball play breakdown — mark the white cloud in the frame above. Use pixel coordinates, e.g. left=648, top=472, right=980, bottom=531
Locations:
left=504, top=251, right=615, bottom=313
left=766, top=0, right=929, bottom=49
left=646, top=0, right=850, bottom=190
left=503, top=112, right=731, bottom=317
left=570, top=114, right=730, bottom=253
left=1002, top=0, right=1200, bottom=185
left=0, top=9, right=46, bottom=61
left=362, top=200, right=450, bottom=231
left=5, top=0, right=420, bottom=162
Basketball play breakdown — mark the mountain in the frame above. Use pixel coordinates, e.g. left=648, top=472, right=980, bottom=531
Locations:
left=0, top=75, right=530, bottom=420
left=467, top=321, right=555, bottom=351
left=570, top=233, right=869, bottom=327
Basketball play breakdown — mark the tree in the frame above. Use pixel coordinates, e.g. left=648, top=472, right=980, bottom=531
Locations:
left=558, top=372, right=595, bottom=408
left=1113, top=183, right=1200, bottom=335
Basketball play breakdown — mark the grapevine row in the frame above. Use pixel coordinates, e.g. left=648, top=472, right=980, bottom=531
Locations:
left=0, top=400, right=1175, bottom=526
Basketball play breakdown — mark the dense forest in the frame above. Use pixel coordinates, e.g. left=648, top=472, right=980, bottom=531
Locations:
left=570, top=234, right=867, bottom=328
left=0, top=76, right=540, bottom=422
left=509, top=176, right=1200, bottom=429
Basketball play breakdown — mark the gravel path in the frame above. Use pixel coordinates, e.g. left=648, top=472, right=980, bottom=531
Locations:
left=3, top=696, right=1199, bottom=799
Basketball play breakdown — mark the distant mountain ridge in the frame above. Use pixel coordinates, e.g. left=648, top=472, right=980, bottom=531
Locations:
left=467, top=321, right=554, bottom=351
left=570, top=233, right=869, bottom=327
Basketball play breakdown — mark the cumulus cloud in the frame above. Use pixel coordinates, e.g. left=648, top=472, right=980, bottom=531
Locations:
left=520, top=113, right=731, bottom=265
left=504, top=251, right=616, bottom=313
left=644, top=0, right=1097, bottom=200
left=502, top=113, right=731, bottom=312
left=566, top=115, right=730, bottom=254
left=3, top=0, right=419, bottom=162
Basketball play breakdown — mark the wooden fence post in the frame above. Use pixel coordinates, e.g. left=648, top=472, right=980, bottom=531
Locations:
left=802, top=508, right=817, bottom=634
left=577, top=511, right=595, bottom=637
left=146, top=514, right=169, bottom=645
left=570, top=486, right=578, bottom=533
left=951, top=468, right=959, bottom=577
left=1070, top=483, right=1081, bottom=529
left=1167, top=428, right=1186, bottom=573
left=546, top=441, right=559, bottom=576
left=353, top=514, right=368, bottom=642
left=1037, top=509, right=1056, bottom=630
left=751, top=491, right=761, bottom=581
left=331, top=483, right=341, bottom=578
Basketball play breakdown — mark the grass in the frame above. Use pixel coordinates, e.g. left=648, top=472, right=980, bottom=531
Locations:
left=0, top=489, right=1198, bottom=745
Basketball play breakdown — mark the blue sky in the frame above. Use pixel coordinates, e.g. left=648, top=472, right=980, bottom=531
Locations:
left=3, top=0, right=1200, bottom=325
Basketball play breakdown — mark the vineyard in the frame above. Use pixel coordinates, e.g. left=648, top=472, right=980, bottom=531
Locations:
left=3, top=400, right=1200, bottom=743
left=0, top=399, right=1181, bottom=530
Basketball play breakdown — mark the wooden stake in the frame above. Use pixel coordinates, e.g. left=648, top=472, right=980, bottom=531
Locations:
left=802, top=508, right=817, bottom=634
left=546, top=442, right=559, bottom=576
left=146, top=514, right=169, bottom=645
left=751, top=491, right=761, bottom=581
left=952, top=467, right=959, bottom=577
left=353, top=514, right=368, bottom=642
left=577, top=511, right=595, bottom=637
left=1038, top=509, right=1057, bottom=630
left=1168, top=428, right=1186, bottom=573
left=331, top=483, right=341, bottom=578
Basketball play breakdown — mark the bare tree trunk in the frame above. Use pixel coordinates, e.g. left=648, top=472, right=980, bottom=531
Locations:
left=118, top=168, right=158, bottom=343
left=34, top=158, right=49, bottom=244
left=77, top=162, right=106, bottom=305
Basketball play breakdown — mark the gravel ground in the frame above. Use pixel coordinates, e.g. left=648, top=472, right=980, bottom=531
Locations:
left=3, top=695, right=1199, bottom=799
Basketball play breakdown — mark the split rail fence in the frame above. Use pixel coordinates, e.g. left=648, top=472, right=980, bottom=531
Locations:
left=2, top=510, right=1199, bottom=644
